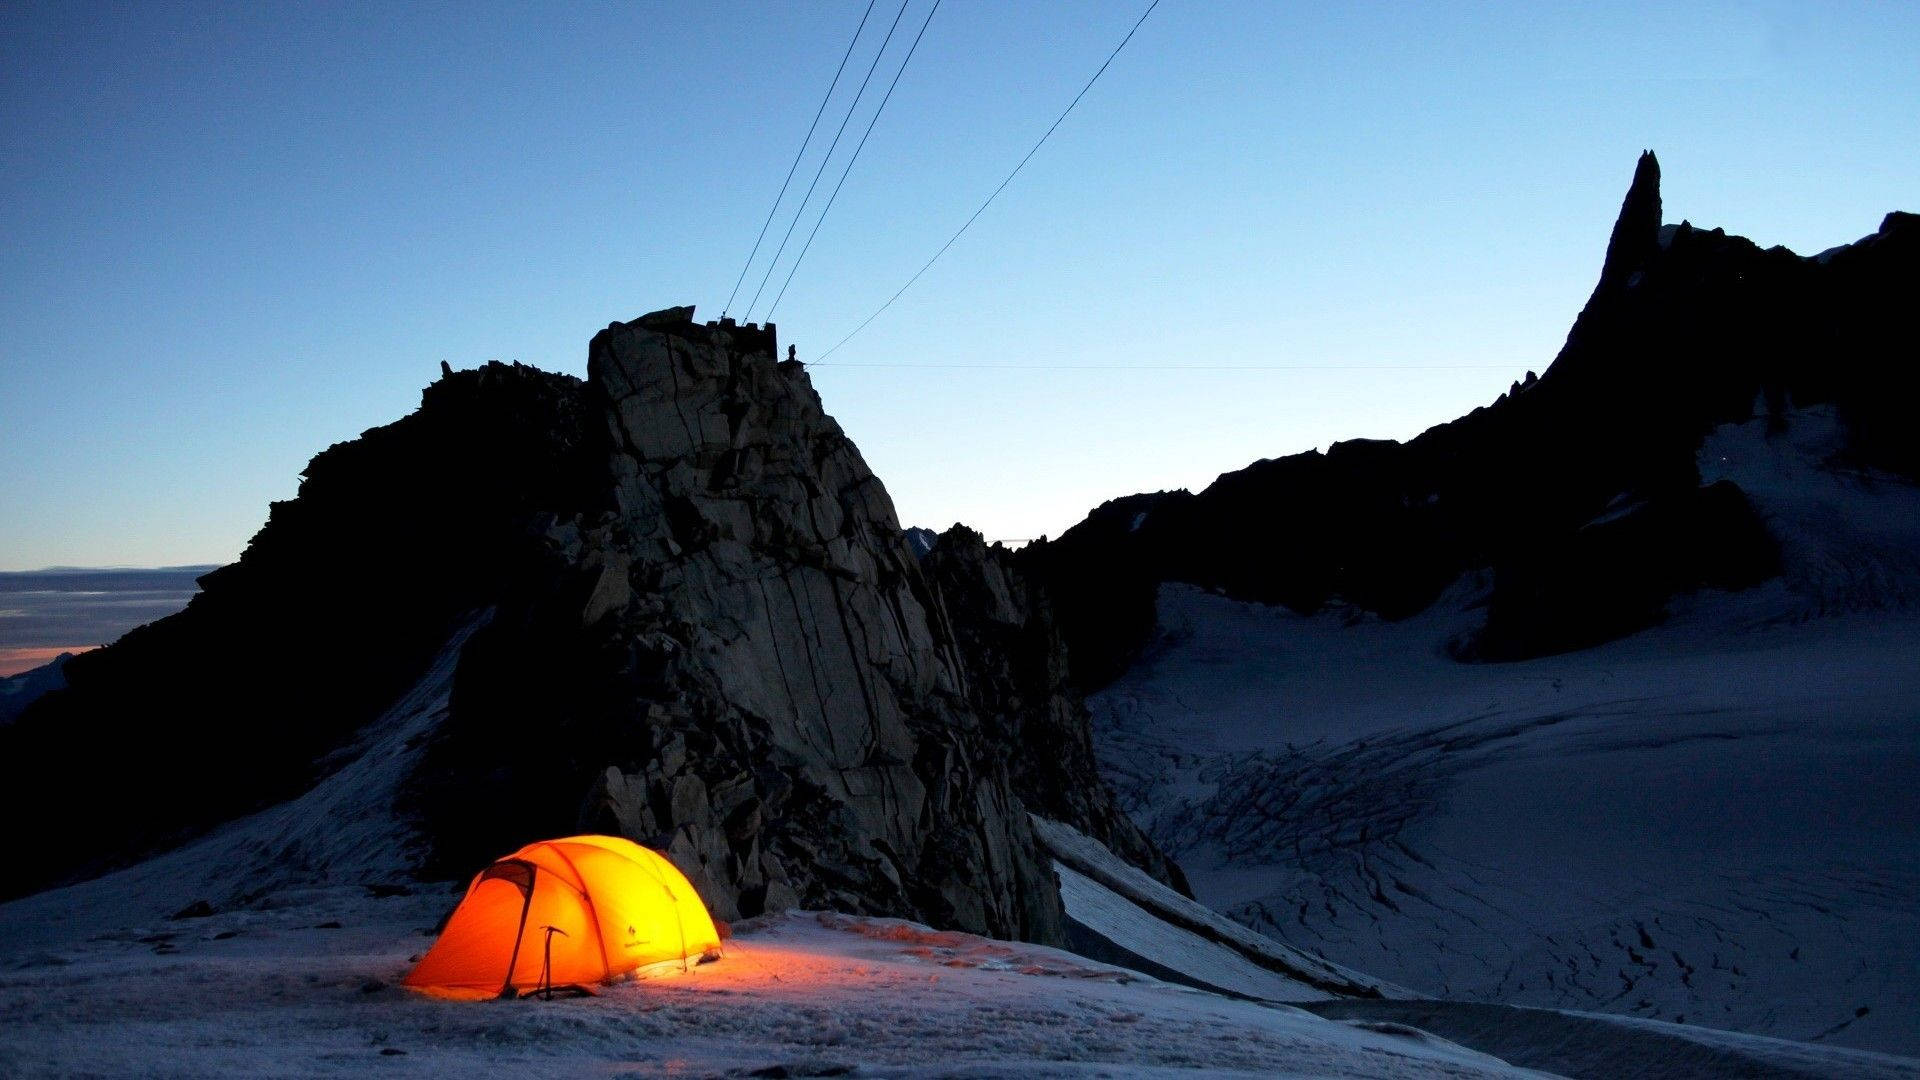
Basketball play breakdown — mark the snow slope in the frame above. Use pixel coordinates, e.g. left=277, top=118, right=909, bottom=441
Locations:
left=1036, top=815, right=1404, bottom=1003
left=7, top=399, right=1916, bottom=1075
left=1088, top=410, right=1920, bottom=1055
left=0, top=900, right=1555, bottom=1079
left=1306, top=1000, right=1920, bottom=1080
left=1047, top=817, right=1920, bottom=1078
left=0, top=612, right=488, bottom=959
left=1055, top=860, right=1335, bottom=1003
left=0, top=611, right=1544, bottom=1078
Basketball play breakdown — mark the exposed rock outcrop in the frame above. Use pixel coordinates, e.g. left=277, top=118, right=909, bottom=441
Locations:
left=1, top=307, right=1178, bottom=947
left=411, top=308, right=1076, bottom=940
left=920, top=526, right=1189, bottom=896
left=1591, top=149, right=1663, bottom=298
left=1031, top=152, right=1916, bottom=679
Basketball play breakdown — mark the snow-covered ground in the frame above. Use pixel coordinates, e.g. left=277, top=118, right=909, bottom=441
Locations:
left=6, top=406, right=1917, bottom=1076
left=0, top=609, right=1535, bottom=1078
left=8, top=821, right=1907, bottom=1080
left=0, top=611, right=490, bottom=952
left=1035, top=815, right=1404, bottom=1003
left=1304, top=999, right=1920, bottom=1080
left=1089, top=409, right=1920, bottom=1056
left=0, top=896, right=1557, bottom=1079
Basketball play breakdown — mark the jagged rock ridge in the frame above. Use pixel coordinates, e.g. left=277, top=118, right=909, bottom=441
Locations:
left=415, top=307, right=1083, bottom=940
left=921, top=526, right=1188, bottom=895
left=1029, top=152, right=1919, bottom=683
left=0, top=361, right=602, bottom=896
left=0, top=307, right=1177, bottom=947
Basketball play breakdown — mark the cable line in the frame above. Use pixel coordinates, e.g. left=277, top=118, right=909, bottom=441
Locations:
left=764, top=0, right=942, bottom=321
left=722, top=0, right=879, bottom=319
left=816, top=0, right=1161, bottom=360
left=744, top=0, right=914, bottom=322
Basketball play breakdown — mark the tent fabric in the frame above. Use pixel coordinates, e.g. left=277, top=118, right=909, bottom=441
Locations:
left=403, top=835, right=722, bottom=999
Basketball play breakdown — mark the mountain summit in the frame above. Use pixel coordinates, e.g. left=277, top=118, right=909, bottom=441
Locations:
left=1594, top=149, right=1663, bottom=295
left=1028, top=152, right=1919, bottom=683
left=0, top=308, right=1174, bottom=938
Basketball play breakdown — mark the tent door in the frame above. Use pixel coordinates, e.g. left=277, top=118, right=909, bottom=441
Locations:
left=476, top=859, right=539, bottom=1000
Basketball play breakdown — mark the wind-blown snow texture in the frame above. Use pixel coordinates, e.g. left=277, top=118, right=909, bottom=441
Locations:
left=0, top=607, right=1521, bottom=1078
left=1304, top=1000, right=1920, bottom=1080
left=0, top=613, right=490, bottom=950
left=0, top=587, right=1536, bottom=1078
left=0, top=661, right=1544, bottom=1080
left=1, top=899, right=1564, bottom=1079
left=1036, top=815, right=1403, bottom=1002
left=4, top=526, right=1912, bottom=1076
left=1089, top=409, right=1920, bottom=1056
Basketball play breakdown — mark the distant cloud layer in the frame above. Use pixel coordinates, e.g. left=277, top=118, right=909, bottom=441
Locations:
left=0, top=568, right=210, bottom=676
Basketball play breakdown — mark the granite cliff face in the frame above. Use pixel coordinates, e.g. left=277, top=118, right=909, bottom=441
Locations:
left=919, top=526, right=1189, bottom=896
left=0, top=307, right=1175, bottom=946
left=1030, top=152, right=1918, bottom=683
left=410, top=308, right=1084, bottom=939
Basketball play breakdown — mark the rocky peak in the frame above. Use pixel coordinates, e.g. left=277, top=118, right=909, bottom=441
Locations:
left=1596, top=149, right=1663, bottom=293
left=1032, top=153, right=1914, bottom=683
left=4, top=305, right=1178, bottom=943
left=405, top=307, right=1187, bottom=942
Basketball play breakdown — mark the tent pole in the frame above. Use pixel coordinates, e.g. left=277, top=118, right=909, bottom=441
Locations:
left=498, top=865, right=537, bottom=1000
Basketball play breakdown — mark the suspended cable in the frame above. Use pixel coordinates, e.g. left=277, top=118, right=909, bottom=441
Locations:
left=816, top=0, right=1161, bottom=360
left=764, top=0, right=942, bottom=321
left=744, top=0, right=914, bottom=322
left=722, top=0, right=879, bottom=319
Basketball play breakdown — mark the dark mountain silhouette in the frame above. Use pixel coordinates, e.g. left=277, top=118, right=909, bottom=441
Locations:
left=1025, top=152, right=1918, bottom=685
left=2, top=364, right=604, bottom=895
left=0, top=311, right=1174, bottom=945
left=3, top=151, right=1909, bottom=951
left=0, top=654, right=72, bottom=727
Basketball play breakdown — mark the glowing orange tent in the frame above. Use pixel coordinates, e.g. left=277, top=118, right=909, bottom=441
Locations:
left=403, top=835, right=722, bottom=999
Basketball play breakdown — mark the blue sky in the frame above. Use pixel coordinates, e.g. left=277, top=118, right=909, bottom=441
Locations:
left=3, top=1, right=1915, bottom=569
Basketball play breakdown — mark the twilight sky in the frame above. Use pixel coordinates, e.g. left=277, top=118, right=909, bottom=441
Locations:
left=3, top=1, right=1916, bottom=570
